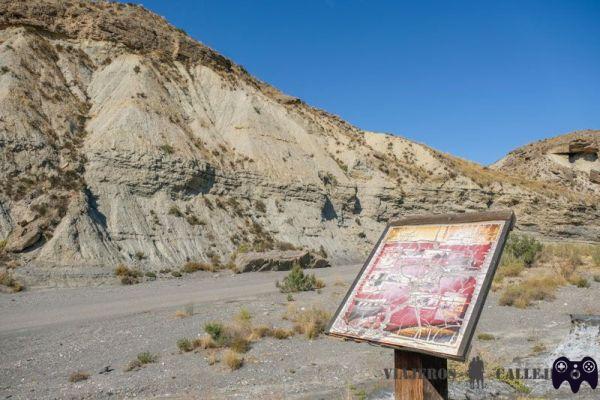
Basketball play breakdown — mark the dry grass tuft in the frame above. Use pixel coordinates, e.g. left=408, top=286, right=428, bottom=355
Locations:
left=499, top=275, right=562, bottom=308
left=114, top=264, right=142, bottom=285
left=177, top=338, right=193, bottom=352
left=284, top=305, right=331, bottom=339
left=477, top=333, right=495, bottom=341
left=271, top=327, right=294, bottom=339
left=174, top=303, right=194, bottom=318
left=223, top=349, right=244, bottom=371
left=181, top=261, right=214, bottom=273
left=0, top=270, right=24, bottom=292
left=206, top=350, right=219, bottom=365
left=68, top=371, right=89, bottom=383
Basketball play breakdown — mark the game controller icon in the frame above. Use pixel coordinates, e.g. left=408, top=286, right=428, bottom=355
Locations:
left=551, top=356, right=598, bottom=393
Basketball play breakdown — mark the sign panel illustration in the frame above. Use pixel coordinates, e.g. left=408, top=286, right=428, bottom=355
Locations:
left=328, top=214, right=512, bottom=360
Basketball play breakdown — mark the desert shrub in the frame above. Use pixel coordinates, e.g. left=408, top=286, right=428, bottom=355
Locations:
left=568, top=274, right=590, bottom=288
left=223, top=349, right=244, bottom=371
left=204, top=322, right=225, bottom=343
left=145, top=271, right=156, bottom=279
left=137, top=352, right=157, bottom=364
left=254, top=200, right=267, bottom=213
left=134, top=251, right=146, bottom=260
left=494, top=253, right=525, bottom=283
left=504, top=233, right=542, bottom=267
left=276, top=264, right=325, bottom=293
left=114, top=264, right=142, bottom=285
left=160, top=144, right=174, bottom=154
left=68, top=371, right=89, bottom=382
left=181, top=261, right=213, bottom=273
left=275, top=241, right=297, bottom=251
left=206, top=350, right=219, bottom=365
left=194, top=335, right=217, bottom=349
left=114, top=264, right=142, bottom=278
left=285, top=305, right=331, bottom=339
left=171, top=270, right=182, bottom=278
left=228, top=336, right=250, bottom=353
left=477, top=333, right=495, bottom=341
left=120, top=276, right=137, bottom=285
left=235, top=308, right=252, bottom=324
left=177, top=338, right=193, bottom=352
left=0, top=271, right=24, bottom=292
left=126, top=352, right=157, bottom=371
left=271, top=327, right=294, bottom=339
left=249, top=325, right=271, bottom=340
left=186, top=215, right=205, bottom=226
left=168, top=205, right=182, bottom=217
left=499, top=275, right=561, bottom=308
left=287, top=293, right=294, bottom=302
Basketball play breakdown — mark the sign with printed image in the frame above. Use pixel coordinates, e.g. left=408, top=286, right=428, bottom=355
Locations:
left=327, top=211, right=514, bottom=361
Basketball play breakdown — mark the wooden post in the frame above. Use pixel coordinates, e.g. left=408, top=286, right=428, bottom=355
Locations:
left=394, top=349, right=448, bottom=400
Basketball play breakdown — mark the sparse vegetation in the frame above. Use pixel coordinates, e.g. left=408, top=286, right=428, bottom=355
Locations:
left=68, top=371, right=89, bottom=383
left=175, top=303, right=194, bottom=318
left=271, top=327, right=294, bottom=339
left=186, top=215, right=205, bottom=226
left=181, top=261, right=212, bottom=273
left=171, top=270, right=182, bottom=278
left=223, top=349, right=244, bottom=370
left=531, top=343, right=546, bottom=354
left=276, top=264, right=325, bottom=293
left=477, top=333, right=495, bottom=341
left=159, top=144, right=174, bottom=154
left=137, top=351, right=157, bottom=364
left=126, top=352, right=157, bottom=371
left=499, top=275, right=561, bottom=308
left=168, top=205, right=183, bottom=217
left=0, top=270, right=24, bottom=292
left=504, top=233, right=543, bottom=267
left=177, top=338, right=193, bottom=352
left=114, top=264, right=142, bottom=285
left=254, top=200, right=267, bottom=213
left=284, top=305, right=331, bottom=339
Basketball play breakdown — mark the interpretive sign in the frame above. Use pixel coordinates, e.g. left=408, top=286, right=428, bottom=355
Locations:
left=327, top=210, right=515, bottom=361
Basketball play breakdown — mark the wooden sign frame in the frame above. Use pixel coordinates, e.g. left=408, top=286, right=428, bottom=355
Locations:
left=326, top=210, right=515, bottom=362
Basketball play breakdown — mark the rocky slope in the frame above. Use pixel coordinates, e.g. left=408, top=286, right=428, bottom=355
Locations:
left=0, top=1, right=598, bottom=280
left=492, top=130, right=600, bottom=196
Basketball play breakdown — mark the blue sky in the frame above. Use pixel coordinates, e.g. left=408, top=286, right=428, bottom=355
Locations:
left=129, top=0, right=599, bottom=164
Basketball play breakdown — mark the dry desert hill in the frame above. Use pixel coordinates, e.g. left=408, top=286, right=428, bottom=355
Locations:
left=0, top=0, right=598, bottom=284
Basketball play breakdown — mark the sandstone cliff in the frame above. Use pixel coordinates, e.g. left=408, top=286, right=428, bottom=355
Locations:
left=0, top=1, right=598, bottom=279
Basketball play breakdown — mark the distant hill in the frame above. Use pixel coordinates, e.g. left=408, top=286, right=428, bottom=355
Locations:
left=492, top=130, right=600, bottom=196
left=0, top=1, right=598, bottom=280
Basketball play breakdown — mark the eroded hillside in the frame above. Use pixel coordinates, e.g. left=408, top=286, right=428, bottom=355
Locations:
left=0, top=1, right=598, bottom=281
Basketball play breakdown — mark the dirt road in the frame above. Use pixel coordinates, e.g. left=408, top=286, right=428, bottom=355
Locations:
left=0, top=265, right=361, bottom=334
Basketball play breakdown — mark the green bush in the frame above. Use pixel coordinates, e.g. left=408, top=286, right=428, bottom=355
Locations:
left=276, top=264, right=325, bottom=293
left=204, top=322, right=225, bottom=343
left=177, top=338, right=193, bottom=352
left=137, top=352, right=157, bottom=364
left=504, top=233, right=543, bottom=267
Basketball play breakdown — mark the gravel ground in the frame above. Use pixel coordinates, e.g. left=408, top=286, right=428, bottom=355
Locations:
left=1, top=265, right=599, bottom=399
